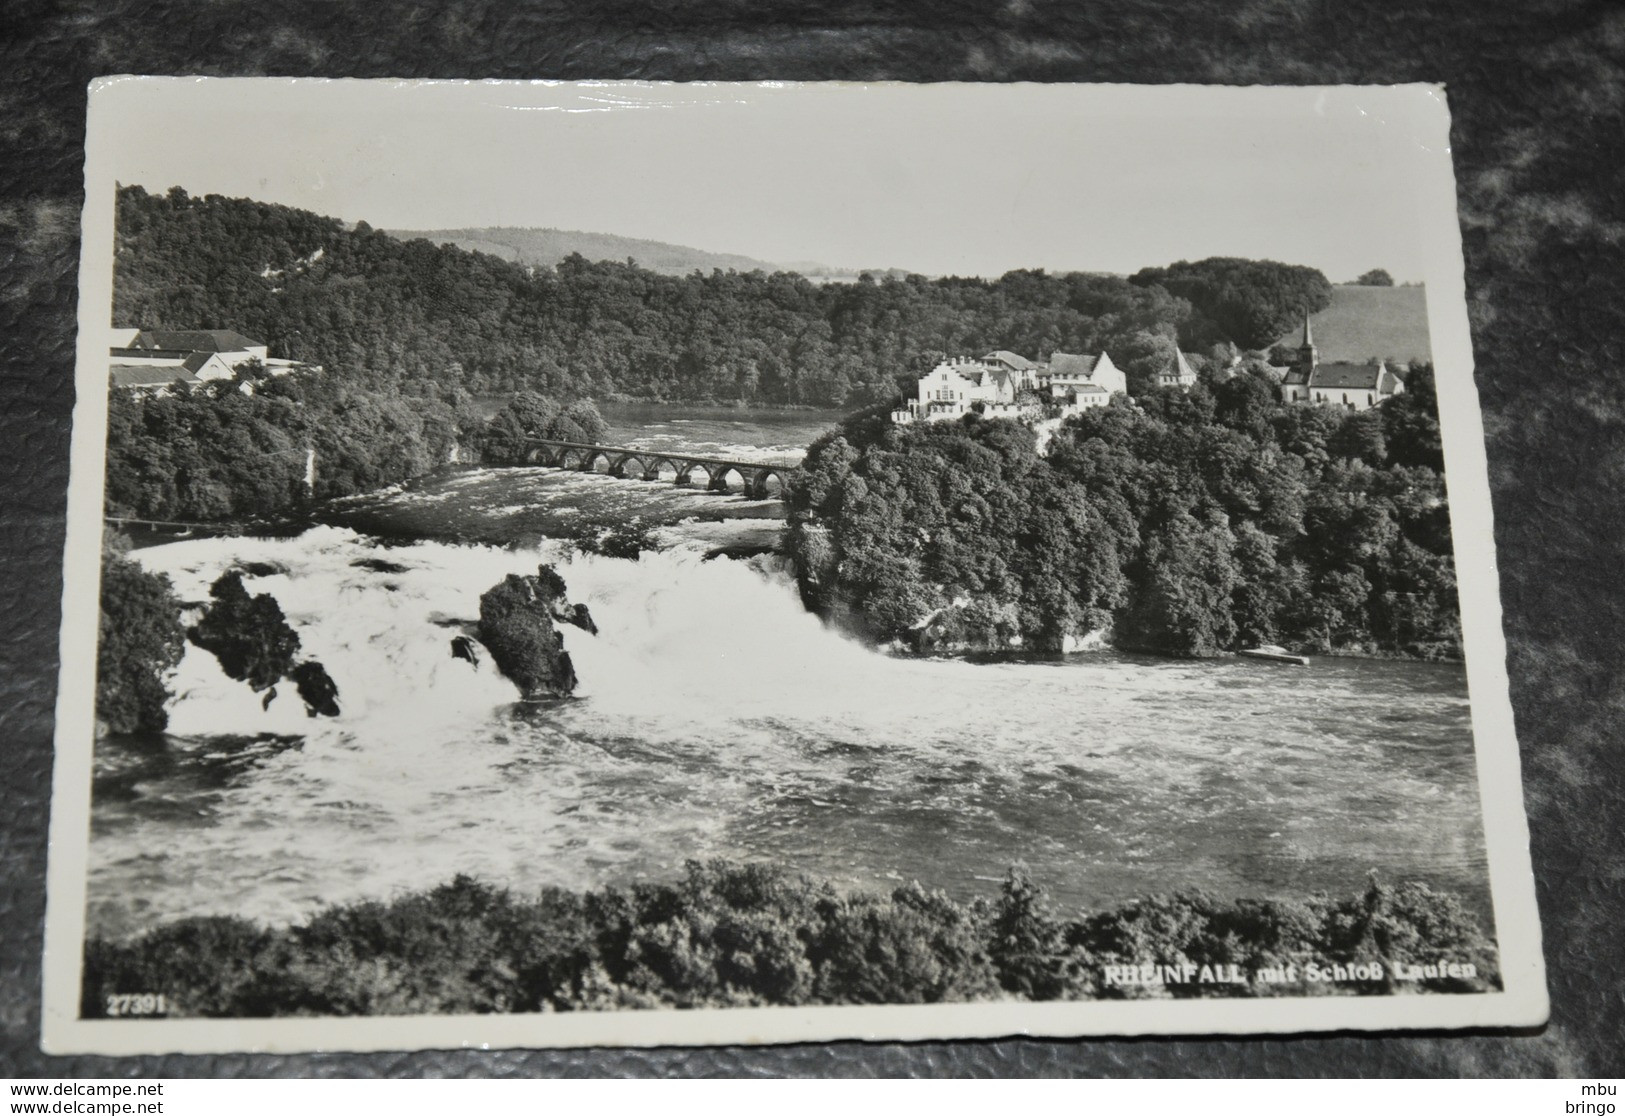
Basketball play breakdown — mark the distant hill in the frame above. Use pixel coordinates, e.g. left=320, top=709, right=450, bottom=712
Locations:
left=384, top=226, right=825, bottom=277
left=1273, top=284, right=1432, bottom=365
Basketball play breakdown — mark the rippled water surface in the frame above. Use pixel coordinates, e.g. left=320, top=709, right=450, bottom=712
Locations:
left=89, top=526, right=1489, bottom=940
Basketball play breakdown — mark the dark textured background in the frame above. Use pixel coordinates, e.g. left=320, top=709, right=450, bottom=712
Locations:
left=2, top=0, right=1621, bottom=1079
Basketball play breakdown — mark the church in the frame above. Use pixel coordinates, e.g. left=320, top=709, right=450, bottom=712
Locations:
left=1279, top=318, right=1405, bottom=410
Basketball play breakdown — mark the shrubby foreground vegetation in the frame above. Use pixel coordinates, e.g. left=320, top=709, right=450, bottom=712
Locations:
left=787, top=368, right=1456, bottom=658
left=82, top=861, right=1497, bottom=1017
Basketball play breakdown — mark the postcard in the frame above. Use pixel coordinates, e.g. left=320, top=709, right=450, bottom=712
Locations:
left=43, top=78, right=1546, bottom=1053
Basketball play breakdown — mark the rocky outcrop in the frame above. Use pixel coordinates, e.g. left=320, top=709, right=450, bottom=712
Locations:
left=477, top=565, right=596, bottom=699
left=187, top=571, right=341, bottom=718
left=291, top=661, right=341, bottom=718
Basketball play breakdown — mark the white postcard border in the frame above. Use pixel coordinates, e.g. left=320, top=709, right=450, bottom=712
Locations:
left=42, top=78, right=1548, bottom=1055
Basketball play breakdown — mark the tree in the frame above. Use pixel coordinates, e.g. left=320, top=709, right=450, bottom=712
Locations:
left=1114, top=510, right=1241, bottom=656
left=1328, top=409, right=1388, bottom=466
left=1355, top=269, right=1395, bottom=286
left=1129, top=258, right=1333, bottom=350
left=97, top=542, right=186, bottom=733
left=1381, top=364, right=1442, bottom=471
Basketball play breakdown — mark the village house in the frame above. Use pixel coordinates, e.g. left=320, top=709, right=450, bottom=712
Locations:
left=1044, top=351, right=1126, bottom=412
left=109, top=328, right=316, bottom=393
left=1279, top=318, right=1404, bottom=410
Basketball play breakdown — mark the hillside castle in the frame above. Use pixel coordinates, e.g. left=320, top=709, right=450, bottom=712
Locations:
left=892, top=320, right=1403, bottom=426
left=891, top=346, right=1192, bottom=425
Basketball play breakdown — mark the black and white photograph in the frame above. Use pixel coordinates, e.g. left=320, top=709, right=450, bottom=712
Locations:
left=42, top=78, right=1546, bottom=1053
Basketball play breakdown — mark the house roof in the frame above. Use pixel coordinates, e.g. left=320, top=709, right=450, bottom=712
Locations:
left=1047, top=352, right=1105, bottom=379
left=111, top=364, right=199, bottom=388
left=132, top=329, right=264, bottom=353
left=1379, top=367, right=1405, bottom=394
left=1309, top=360, right=1388, bottom=390
left=110, top=347, right=192, bottom=360
left=982, top=350, right=1036, bottom=371
left=1160, top=350, right=1198, bottom=381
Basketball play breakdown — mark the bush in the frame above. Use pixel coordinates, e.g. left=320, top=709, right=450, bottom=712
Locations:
left=82, top=862, right=1501, bottom=1017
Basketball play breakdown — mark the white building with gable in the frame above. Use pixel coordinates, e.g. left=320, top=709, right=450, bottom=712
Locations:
left=891, top=349, right=1128, bottom=424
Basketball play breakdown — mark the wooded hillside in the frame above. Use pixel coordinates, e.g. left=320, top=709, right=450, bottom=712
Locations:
left=114, top=186, right=1326, bottom=408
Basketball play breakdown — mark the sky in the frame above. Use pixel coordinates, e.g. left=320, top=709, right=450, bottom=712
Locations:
left=91, top=79, right=1449, bottom=282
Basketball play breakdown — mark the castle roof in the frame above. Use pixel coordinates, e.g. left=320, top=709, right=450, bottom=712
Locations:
left=131, top=329, right=264, bottom=353
left=982, top=350, right=1037, bottom=371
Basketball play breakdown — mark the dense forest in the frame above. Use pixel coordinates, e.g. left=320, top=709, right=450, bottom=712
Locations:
left=786, top=367, right=1456, bottom=659
left=106, top=184, right=1334, bottom=523
left=114, top=185, right=1329, bottom=406
left=83, top=860, right=1497, bottom=1016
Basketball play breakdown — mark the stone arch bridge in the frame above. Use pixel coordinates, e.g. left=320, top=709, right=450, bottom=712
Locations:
left=517, top=439, right=794, bottom=500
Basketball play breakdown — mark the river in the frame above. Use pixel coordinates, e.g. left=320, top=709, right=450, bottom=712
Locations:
left=88, top=408, right=1493, bottom=943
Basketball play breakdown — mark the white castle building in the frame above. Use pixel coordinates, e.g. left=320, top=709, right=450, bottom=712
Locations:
left=891, top=349, right=1128, bottom=424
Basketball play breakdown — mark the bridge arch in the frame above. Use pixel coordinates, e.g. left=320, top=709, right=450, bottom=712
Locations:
left=580, top=448, right=615, bottom=474
left=748, top=469, right=788, bottom=500
left=640, top=456, right=680, bottom=482
left=608, top=453, right=648, bottom=479
left=708, top=464, right=752, bottom=494
left=673, top=460, right=716, bottom=488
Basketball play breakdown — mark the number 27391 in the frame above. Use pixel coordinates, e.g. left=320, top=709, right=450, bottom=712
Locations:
left=105, top=993, right=167, bottom=1016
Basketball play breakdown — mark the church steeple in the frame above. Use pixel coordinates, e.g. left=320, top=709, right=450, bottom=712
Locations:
left=1297, top=313, right=1317, bottom=376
